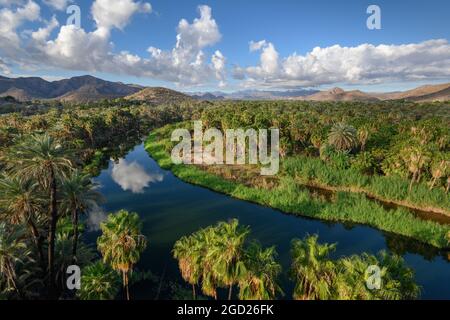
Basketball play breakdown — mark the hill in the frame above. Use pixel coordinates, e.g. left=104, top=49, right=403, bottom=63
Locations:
left=299, top=87, right=379, bottom=102
left=125, top=87, right=193, bottom=104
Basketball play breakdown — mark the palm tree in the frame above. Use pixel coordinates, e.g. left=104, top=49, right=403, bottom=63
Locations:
left=78, top=261, right=120, bottom=300
left=357, top=127, right=369, bottom=151
left=328, top=123, right=358, bottom=151
left=97, top=210, right=147, bottom=300
left=61, top=170, right=103, bottom=263
left=195, top=227, right=220, bottom=300
left=401, top=146, right=430, bottom=191
left=429, top=158, right=448, bottom=190
left=0, top=223, right=30, bottom=298
left=374, top=251, right=420, bottom=300
left=333, top=254, right=377, bottom=300
left=210, top=219, right=249, bottom=300
left=55, top=217, right=96, bottom=292
left=173, top=235, right=202, bottom=300
left=238, top=241, right=282, bottom=300
left=8, top=133, right=73, bottom=298
left=290, top=235, right=337, bottom=300
left=0, top=175, right=45, bottom=268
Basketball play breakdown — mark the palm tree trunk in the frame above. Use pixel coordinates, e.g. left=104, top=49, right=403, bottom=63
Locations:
left=429, top=176, right=437, bottom=190
left=228, top=284, right=233, bottom=300
left=47, top=167, right=58, bottom=299
left=125, top=272, right=130, bottom=301
left=192, top=284, right=196, bottom=300
left=26, top=216, right=45, bottom=270
left=409, top=172, right=417, bottom=192
left=71, top=208, right=79, bottom=264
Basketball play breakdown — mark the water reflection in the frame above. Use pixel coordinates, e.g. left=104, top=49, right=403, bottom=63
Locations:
left=111, top=158, right=163, bottom=193
left=86, top=203, right=108, bottom=231
left=90, top=143, right=450, bottom=299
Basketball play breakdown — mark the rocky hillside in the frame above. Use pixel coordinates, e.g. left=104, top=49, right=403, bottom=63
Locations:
left=125, top=87, right=194, bottom=105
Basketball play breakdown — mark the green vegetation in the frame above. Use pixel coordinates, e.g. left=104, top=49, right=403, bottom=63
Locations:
left=290, top=234, right=420, bottom=300
left=0, top=97, right=448, bottom=300
left=173, top=219, right=282, bottom=300
left=0, top=101, right=177, bottom=300
left=146, top=124, right=450, bottom=248
left=174, top=221, right=420, bottom=300
left=78, top=261, right=121, bottom=300
left=97, top=210, right=147, bottom=300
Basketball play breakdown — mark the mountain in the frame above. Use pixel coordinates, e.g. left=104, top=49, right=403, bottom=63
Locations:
left=1, top=74, right=448, bottom=103
left=0, top=75, right=141, bottom=102
left=191, top=92, right=225, bottom=100
left=298, top=87, right=379, bottom=102
left=125, top=87, right=194, bottom=104
left=189, top=84, right=450, bottom=102
left=372, top=83, right=450, bottom=102
left=188, top=89, right=320, bottom=100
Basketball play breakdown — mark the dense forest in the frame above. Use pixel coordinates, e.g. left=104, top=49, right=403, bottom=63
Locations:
left=0, top=98, right=449, bottom=299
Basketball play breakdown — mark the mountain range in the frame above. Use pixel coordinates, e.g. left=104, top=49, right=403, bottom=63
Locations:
left=0, top=75, right=448, bottom=103
left=0, top=75, right=141, bottom=102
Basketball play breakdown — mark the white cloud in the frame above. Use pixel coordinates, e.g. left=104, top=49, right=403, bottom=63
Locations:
left=0, top=0, right=26, bottom=6
left=0, top=59, right=11, bottom=75
left=43, top=0, right=72, bottom=10
left=92, top=0, right=151, bottom=33
left=111, top=158, right=163, bottom=193
left=0, top=2, right=226, bottom=87
left=31, top=15, right=59, bottom=42
left=249, top=40, right=267, bottom=52
left=0, top=0, right=40, bottom=47
left=212, top=50, right=226, bottom=87
left=237, top=39, right=450, bottom=88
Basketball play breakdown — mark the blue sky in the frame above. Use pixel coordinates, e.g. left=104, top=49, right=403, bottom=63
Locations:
left=1, top=0, right=449, bottom=92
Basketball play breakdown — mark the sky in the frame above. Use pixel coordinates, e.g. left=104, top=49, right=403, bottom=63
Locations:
left=0, top=0, right=449, bottom=92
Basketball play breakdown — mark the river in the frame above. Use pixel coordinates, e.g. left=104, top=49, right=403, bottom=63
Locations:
left=86, top=143, right=450, bottom=300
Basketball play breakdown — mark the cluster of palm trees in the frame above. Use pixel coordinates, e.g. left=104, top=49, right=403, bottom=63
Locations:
left=200, top=101, right=450, bottom=193
left=290, top=235, right=420, bottom=300
left=173, top=219, right=282, bottom=300
left=0, top=133, right=103, bottom=298
left=174, top=221, right=420, bottom=300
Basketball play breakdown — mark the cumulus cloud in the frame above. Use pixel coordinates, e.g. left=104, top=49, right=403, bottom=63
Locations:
left=92, top=0, right=151, bottom=32
left=0, top=59, right=11, bottom=75
left=0, top=0, right=40, bottom=47
left=43, top=0, right=71, bottom=10
left=111, top=158, right=163, bottom=193
left=0, top=2, right=226, bottom=87
left=236, top=39, right=450, bottom=88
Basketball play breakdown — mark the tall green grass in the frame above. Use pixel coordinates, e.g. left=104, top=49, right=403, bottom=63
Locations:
left=145, top=128, right=450, bottom=249
left=283, top=156, right=450, bottom=212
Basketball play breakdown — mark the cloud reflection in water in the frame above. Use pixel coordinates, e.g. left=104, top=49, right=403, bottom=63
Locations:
left=111, top=158, right=163, bottom=193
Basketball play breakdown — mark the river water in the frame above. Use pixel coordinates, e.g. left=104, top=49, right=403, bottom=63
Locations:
left=87, top=143, right=450, bottom=300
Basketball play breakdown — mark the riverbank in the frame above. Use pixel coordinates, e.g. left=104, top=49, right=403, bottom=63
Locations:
left=283, top=156, right=450, bottom=217
left=145, top=128, right=450, bottom=249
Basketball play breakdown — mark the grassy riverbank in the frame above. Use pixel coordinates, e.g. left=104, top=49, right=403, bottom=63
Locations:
left=145, top=127, right=450, bottom=249
left=283, top=156, right=450, bottom=216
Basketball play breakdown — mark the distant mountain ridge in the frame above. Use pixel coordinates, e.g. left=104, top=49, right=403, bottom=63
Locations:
left=0, top=75, right=140, bottom=102
left=189, top=89, right=320, bottom=100
left=189, top=84, right=450, bottom=102
left=0, top=74, right=448, bottom=103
